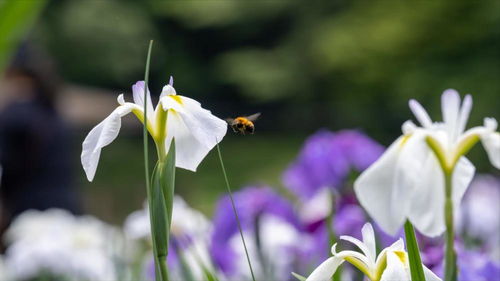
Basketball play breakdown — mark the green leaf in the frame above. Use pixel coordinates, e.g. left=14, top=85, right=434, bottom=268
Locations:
left=0, top=0, right=48, bottom=72
left=404, top=220, right=426, bottom=281
left=292, top=272, right=307, bottom=281
left=150, top=161, right=170, bottom=258
left=161, top=140, right=176, bottom=228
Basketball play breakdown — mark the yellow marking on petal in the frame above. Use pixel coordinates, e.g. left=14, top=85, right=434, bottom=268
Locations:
left=170, top=95, right=183, bottom=105
left=399, top=135, right=411, bottom=148
left=393, top=251, right=407, bottom=265
left=344, top=256, right=375, bottom=281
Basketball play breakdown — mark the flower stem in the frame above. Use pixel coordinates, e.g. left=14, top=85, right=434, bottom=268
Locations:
left=216, top=142, right=257, bottom=281
left=444, top=171, right=457, bottom=281
left=404, top=220, right=426, bottom=281
left=142, top=40, right=170, bottom=281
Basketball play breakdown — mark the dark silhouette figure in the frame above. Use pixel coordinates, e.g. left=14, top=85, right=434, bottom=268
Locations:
left=0, top=45, right=81, bottom=246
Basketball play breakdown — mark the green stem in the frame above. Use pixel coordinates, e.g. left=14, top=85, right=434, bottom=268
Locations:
left=404, top=220, right=426, bottom=281
left=142, top=40, right=170, bottom=281
left=216, top=143, right=257, bottom=281
left=444, top=171, right=457, bottom=281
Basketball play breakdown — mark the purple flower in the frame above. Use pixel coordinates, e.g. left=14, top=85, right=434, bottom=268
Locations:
left=283, top=130, right=384, bottom=199
left=433, top=248, right=500, bottom=281
left=458, top=175, right=500, bottom=249
left=210, top=186, right=303, bottom=280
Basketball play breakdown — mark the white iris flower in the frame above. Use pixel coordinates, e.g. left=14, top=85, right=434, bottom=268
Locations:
left=81, top=78, right=227, bottom=181
left=305, top=223, right=440, bottom=281
left=354, top=90, right=499, bottom=236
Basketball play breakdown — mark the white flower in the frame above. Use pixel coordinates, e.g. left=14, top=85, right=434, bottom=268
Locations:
left=354, top=90, right=499, bottom=236
left=81, top=78, right=227, bottom=181
left=124, top=196, right=214, bottom=280
left=305, top=223, right=440, bottom=281
left=124, top=196, right=211, bottom=241
left=4, top=209, right=118, bottom=281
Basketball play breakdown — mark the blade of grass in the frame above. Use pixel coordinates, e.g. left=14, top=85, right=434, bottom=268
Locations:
left=216, top=142, right=256, bottom=281
left=404, top=220, right=426, bottom=281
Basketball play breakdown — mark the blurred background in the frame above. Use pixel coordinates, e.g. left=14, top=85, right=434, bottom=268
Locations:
left=1, top=0, right=499, bottom=225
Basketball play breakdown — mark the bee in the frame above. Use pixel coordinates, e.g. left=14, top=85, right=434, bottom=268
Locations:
left=226, top=113, right=261, bottom=135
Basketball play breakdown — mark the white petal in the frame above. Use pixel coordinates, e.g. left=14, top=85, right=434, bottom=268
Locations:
left=481, top=118, right=500, bottom=169
left=424, top=265, right=443, bottom=281
left=339, top=236, right=374, bottom=267
left=81, top=105, right=133, bottom=181
left=380, top=252, right=410, bottom=281
left=160, top=95, right=185, bottom=112
left=176, top=96, right=227, bottom=153
left=160, top=84, right=177, bottom=99
left=306, top=257, right=343, bottom=281
left=405, top=149, right=445, bottom=236
left=361, top=223, right=377, bottom=264
left=408, top=155, right=474, bottom=237
left=441, top=89, right=461, bottom=140
left=451, top=157, right=475, bottom=211
left=456, top=94, right=472, bottom=137
left=409, top=99, right=433, bottom=128
left=132, top=81, right=154, bottom=120
left=354, top=137, right=408, bottom=235
left=165, top=111, right=207, bottom=171
left=376, top=239, right=405, bottom=266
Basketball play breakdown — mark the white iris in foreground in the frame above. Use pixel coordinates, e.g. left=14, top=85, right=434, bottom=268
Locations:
left=81, top=78, right=227, bottom=181
left=305, top=223, right=440, bottom=281
left=354, top=90, right=499, bottom=236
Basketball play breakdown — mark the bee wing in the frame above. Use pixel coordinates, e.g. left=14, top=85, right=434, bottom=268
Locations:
left=246, top=112, right=261, bottom=122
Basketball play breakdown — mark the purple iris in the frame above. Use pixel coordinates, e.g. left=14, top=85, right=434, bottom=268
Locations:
left=210, top=186, right=302, bottom=278
left=433, top=247, right=500, bottom=281
left=283, top=130, right=384, bottom=199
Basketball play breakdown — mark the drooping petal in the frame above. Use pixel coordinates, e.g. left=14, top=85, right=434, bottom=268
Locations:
left=441, top=89, right=461, bottom=140
left=165, top=111, right=209, bottom=171
left=81, top=104, right=135, bottom=181
left=409, top=99, right=433, bottom=128
left=132, top=81, right=154, bottom=120
left=481, top=118, right=500, bottom=169
left=451, top=157, right=475, bottom=215
left=305, top=257, right=343, bottom=281
left=175, top=96, right=227, bottom=153
left=354, top=137, right=408, bottom=236
left=380, top=251, right=410, bottom=281
left=403, top=145, right=445, bottom=236
left=458, top=118, right=499, bottom=169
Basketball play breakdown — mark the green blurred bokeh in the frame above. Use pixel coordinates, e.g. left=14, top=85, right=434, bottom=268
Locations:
left=2, top=0, right=499, bottom=223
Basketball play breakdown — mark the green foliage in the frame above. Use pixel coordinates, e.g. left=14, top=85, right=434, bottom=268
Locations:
left=0, top=0, right=47, bottom=71
left=30, top=0, right=499, bottom=139
left=404, top=221, right=426, bottom=281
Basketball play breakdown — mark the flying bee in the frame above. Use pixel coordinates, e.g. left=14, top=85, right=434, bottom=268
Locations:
left=226, top=113, right=261, bottom=135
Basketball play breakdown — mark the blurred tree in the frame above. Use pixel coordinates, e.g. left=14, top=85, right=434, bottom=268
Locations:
left=31, top=0, right=500, bottom=138
left=0, top=0, right=47, bottom=72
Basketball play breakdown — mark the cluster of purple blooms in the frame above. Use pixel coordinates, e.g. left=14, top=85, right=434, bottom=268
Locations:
left=161, top=129, right=500, bottom=280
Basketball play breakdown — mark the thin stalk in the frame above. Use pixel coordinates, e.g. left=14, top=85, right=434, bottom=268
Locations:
left=216, top=142, right=257, bottom=281
left=404, top=220, right=426, bottom=281
left=142, top=40, right=169, bottom=281
left=444, top=171, right=457, bottom=281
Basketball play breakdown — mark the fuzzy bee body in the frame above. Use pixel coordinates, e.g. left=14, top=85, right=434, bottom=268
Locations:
left=226, top=113, right=261, bottom=135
